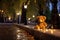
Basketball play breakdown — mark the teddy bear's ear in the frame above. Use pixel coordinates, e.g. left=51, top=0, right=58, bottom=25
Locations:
left=43, top=16, right=46, bottom=20
left=37, top=16, right=46, bottom=20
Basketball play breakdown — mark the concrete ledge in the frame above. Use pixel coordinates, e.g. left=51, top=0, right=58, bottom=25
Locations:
left=0, top=23, right=60, bottom=40
left=15, top=24, right=60, bottom=40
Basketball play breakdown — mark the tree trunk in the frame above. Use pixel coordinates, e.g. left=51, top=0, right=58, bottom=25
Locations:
left=51, top=0, right=59, bottom=28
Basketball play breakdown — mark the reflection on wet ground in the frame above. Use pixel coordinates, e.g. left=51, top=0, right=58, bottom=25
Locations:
left=0, top=25, right=34, bottom=40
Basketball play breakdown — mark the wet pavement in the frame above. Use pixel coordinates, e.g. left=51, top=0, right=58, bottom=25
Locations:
left=0, top=25, right=35, bottom=40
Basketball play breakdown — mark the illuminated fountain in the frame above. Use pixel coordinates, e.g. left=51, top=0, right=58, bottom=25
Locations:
left=34, top=16, right=47, bottom=30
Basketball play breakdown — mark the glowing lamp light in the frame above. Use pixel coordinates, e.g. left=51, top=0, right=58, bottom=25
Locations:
left=51, top=25, right=53, bottom=29
left=32, top=15, right=35, bottom=18
left=50, top=29, right=54, bottom=34
left=59, top=14, right=60, bottom=16
left=8, top=17, right=11, bottom=20
left=28, top=18, right=31, bottom=20
left=17, top=13, right=20, bottom=15
left=28, top=18, right=31, bottom=23
left=17, top=34, right=20, bottom=39
left=46, top=29, right=49, bottom=31
left=16, top=28, right=21, bottom=33
left=2, top=10, right=3, bottom=12
left=24, top=5, right=27, bottom=9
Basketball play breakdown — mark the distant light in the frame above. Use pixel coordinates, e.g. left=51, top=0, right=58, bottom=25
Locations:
left=46, top=29, right=49, bottom=31
left=53, top=29, right=56, bottom=31
left=17, top=35, right=20, bottom=37
left=50, top=29, right=54, bottom=34
left=59, top=14, right=60, bottom=16
left=17, top=35, right=20, bottom=39
left=25, top=26, right=29, bottom=28
left=51, top=25, right=53, bottom=29
left=17, top=30, right=20, bottom=33
left=17, top=13, right=20, bottom=15
left=0, top=10, right=4, bottom=12
left=28, top=18, right=31, bottom=20
left=24, top=5, right=27, bottom=9
left=48, top=29, right=55, bottom=34
left=32, top=15, right=35, bottom=18
left=2, top=10, right=3, bottom=12
left=8, top=17, right=11, bottom=20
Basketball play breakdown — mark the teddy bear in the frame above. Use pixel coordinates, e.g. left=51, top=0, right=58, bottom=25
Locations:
left=34, top=16, right=47, bottom=30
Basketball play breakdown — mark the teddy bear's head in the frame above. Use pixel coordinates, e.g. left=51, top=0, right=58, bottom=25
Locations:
left=37, top=16, right=46, bottom=23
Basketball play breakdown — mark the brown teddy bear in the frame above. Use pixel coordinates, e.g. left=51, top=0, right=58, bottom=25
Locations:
left=34, top=16, right=47, bottom=30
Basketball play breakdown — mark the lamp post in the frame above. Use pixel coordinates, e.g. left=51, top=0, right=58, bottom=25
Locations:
left=21, top=3, right=27, bottom=25
left=0, top=10, right=4, bottom=23
left=17, top=13, right=20, bottom=24
left=24, top=4, right=27, bottom=25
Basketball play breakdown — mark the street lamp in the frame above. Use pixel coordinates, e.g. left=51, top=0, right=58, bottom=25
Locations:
left=8, top=16, right=11, bottom=20
left=17, top=12, right=21, bottom=24
left=59, top=14, right=60, bottom=16
left=32, top=15, right=35, bottom=18
left=17, top=13, right=20, bottom=24
left=21, top=2, right=28, bottom=25
left=24, top=5, right=27, bottom=25
left=0, top=10, right=4, bottom=23
left=24, top=5, right=27, bottom=9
